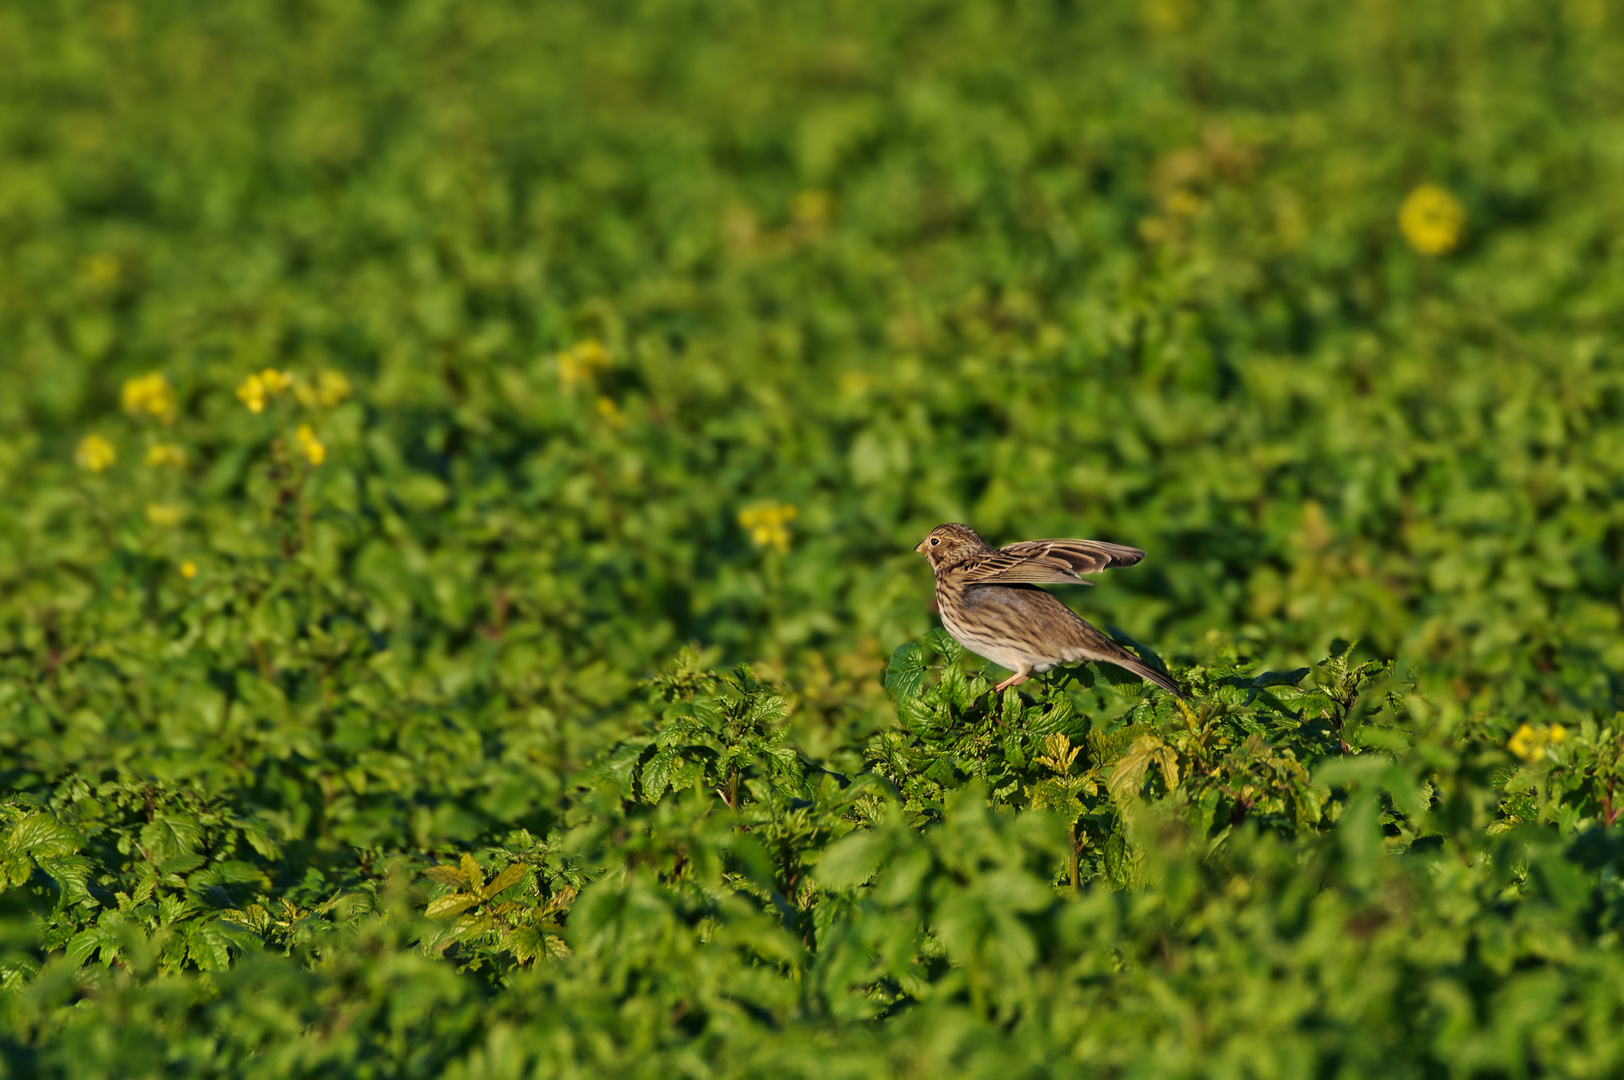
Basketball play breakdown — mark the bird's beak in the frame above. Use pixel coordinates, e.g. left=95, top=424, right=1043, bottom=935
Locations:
left=913, top=538, right=928, bottom=554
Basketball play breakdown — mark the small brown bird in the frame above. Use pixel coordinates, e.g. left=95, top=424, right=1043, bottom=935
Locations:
left=915, top=523, right=1185, bottom=699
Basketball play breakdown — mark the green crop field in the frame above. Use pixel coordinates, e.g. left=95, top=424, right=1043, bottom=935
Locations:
left=3, top=0, right=1624, bottom=1075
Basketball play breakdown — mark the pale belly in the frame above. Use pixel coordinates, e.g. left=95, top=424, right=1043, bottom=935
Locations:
left=938, top=583, right=1071, bottom=673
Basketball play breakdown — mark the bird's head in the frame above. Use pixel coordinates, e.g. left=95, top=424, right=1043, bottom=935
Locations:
left=914, top=522, right=992, bottom=571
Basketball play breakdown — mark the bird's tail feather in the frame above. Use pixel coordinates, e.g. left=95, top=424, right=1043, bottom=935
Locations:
left=1104, top=650, right=1187, bottom=700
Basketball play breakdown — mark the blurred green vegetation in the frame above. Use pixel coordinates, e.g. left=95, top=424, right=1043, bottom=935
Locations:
left=2, top=0, right=1623, bottom=1075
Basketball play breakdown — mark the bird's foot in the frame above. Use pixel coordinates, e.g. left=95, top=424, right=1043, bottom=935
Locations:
left=993, top=671, right=1031, bottom=693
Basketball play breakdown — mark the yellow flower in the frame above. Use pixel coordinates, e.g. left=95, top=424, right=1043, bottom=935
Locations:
left=295, top=368, right=351, bottom=408
left=81, top=253, right=121, bottom=287
left=260, top=368, right=294, bottom=396
left=237, top=373, right=267, bottom=413
left=595, top=396, right=628, bottom=430
left=1143, top=0, right=1194, bottom=31
left=1399, top=184, right=1466, bottom=256
left=180, top=560, right=198, bottom=580
left=145, top=442, right=188, bottom=469
left=239, top=368, right=294, bottom=413
left=1164, top=188, right=1208, bottom=218
left=1508, top=723, right=1566, bottom=762
left=559, top=340, right=612, bottom=389
left=145, top=502, right=184, bottom=527
left=121, top=373, right=176, bottom=424
left=74, top=433, right=117, bottom=472
left=296, top=424, right=326, bottom=466
left=792, top=190, right=832, bottom=227
left=1137, top=217, right=1172, bottom=244
left=738, top=502, right=799, bottom=554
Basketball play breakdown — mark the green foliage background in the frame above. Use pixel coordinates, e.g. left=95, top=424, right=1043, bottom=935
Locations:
left=2, top=0, right=1624, bottom=1075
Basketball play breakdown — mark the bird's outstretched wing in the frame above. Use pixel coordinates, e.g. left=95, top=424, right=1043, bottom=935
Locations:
left=959, top=538, right=1147, bottom=586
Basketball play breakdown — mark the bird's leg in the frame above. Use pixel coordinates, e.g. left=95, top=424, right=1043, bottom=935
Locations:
left=993, top=667, right=1032, bottom=693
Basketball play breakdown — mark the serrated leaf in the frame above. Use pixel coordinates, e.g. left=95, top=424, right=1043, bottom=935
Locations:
left=923, top=627, right=964, bottom=663
left=939, top=662, right=974, bottom=710
left=1108, top=735, right=1167, bottom=803
left=189, top=860, right=272, bottom=892
left=65, top=927, right=106, bottom=968
left=668, top=755, right=707, bottom=791
left=896, top=694, right=945, bottom=735
left=886, top=641, right=925, bottom=680
left=238, top=819, right=282, bottom=861
left=597, top=742, right=652, bottom=799
left=1251, top=668, right=1311, bottom=690
left=147, top=814, right=207, bottom=856
left=35, top=855, right=95, bottom=906
left=641, top=747, right=679, bottom=803
left=506, top=925, right=571, bottom=965
left=158, top=893, right=196, bottom=926
left=426, top=893, right=480, bottom=919
left=1104, top=830, right=1134, bottom=889
left=482, top=863, right=529, bottom=900
left=460, top=853, right=484, bottom=893
left=425, top=865, right=469, bottom=886
left=2, top=856, right=31, bottom=889
left=4, top=814, right=84, bottom=859
left=187, top=923, right=236, bottom=972
left=1027, top=694, right=1075, bottom=735
left=749, top=694, right=789, bottom=725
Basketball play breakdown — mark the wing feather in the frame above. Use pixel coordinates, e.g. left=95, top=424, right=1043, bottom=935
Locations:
left=960, top=538, right=1147, bottom=586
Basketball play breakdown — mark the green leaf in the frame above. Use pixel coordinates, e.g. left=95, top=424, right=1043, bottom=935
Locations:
left=237, top=819, right=282, bottom=862
left=459, top=853, right=485, bottom=893
left=424, top=865, right=469, bottom=886
left=426, top=893, right=480, bottom=919
left=65, top=927, right=108, bottom=968
left=4, top=814, right=85, bottom=860
left=748, top=694, right=789, bottom=726
left=1250, top=668, right=1312, bottom=690
left=482, top=863, right=529, bottom=900
left=815, top=831, right=889, bottom=889
left=35, top=855, right=95, bottom=906
left=885, top=643, right=926, bottom=700
left=923, top=628, right=964, bottom=663
left=641, top=748, right=679, bottom=804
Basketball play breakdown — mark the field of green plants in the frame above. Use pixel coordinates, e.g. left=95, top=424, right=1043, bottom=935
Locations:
left=3, top=0, right=1624, bottom=1075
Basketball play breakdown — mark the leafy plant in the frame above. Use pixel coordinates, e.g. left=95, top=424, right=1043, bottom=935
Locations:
left=2, top=0, right=1624, bottom=1075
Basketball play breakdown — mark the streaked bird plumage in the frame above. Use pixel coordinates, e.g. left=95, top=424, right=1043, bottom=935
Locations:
left=914, top=523, right=1186, bottom=699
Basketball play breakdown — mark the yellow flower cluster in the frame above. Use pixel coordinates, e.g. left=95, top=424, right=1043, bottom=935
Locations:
left=237, top=368, right=295, bottom=413
left=792, top=189, right=832, bottom=227
left=81, top=253, right=121, bottom=287
left=559, top=340, right=611, bottom=389
left=739, top=502, right=799, bottom=554
left=295, top=369, right=352, bottom=409
left=238, top=367, right=351, bottom=412
left=595, top=396, right=628, bottom=430
left=296, top=424, right=326, bottom=466
left=1143, top=0, right=1195, bottom=31
left=146, top=442, right=188, bottom=468
left=1137, top=187, right=1208, bottom=245
left=122, top=373, right=176, bottom=424
left=75, top=433, right=117, bottom=472
left=1399, top=184, right=1466, bottom=256
left=146, top=503, right=184, bottom=527
left=180, top=560, right=198, bottom=580
left=1508, top=723, right=1567, bottom=762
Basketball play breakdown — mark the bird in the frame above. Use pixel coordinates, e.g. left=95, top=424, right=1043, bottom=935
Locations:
left=914, top=522, right=1186, bottom=699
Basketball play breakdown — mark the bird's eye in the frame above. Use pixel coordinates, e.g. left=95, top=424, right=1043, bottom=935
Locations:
left=929, top=537, right=940, bottom=546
